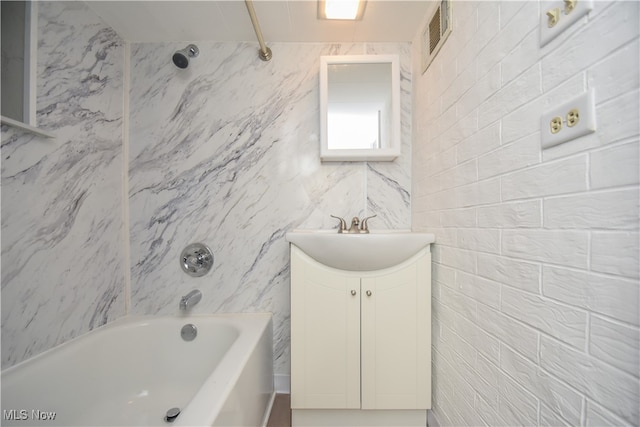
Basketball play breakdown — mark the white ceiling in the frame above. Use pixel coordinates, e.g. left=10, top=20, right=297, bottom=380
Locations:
left=86, top=1, right=433, bottom=43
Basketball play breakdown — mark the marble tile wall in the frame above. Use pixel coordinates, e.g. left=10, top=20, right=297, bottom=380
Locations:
left=128, top=41, right=412, bottom=375
left=1, top=2, right=126, bottom=368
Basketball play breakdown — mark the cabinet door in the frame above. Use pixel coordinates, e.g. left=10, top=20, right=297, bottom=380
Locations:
left=361, top=250, right=431, bottom=410
left=290, top=246, right=361, bottom=409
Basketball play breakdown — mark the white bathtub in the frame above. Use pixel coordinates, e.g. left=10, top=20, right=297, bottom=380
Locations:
left=1, top=313, right=274, bottom=427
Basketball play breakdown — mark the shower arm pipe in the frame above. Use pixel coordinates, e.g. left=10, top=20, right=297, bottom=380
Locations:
left=244, top=0, right=273, bottom=61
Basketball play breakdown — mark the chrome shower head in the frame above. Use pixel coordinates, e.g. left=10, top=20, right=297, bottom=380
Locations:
left=172, top=44, right=199, bottom=69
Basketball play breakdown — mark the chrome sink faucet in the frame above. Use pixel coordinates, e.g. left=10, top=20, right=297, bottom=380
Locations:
left=331, top=214, right=377, bottom=233
left=180, top=289, right=202, bottom=311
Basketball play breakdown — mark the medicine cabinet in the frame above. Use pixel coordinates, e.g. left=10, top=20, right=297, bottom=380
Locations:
left=320, top=55, right=400, bottom=162
left=1, top=1, right=53, bottom=138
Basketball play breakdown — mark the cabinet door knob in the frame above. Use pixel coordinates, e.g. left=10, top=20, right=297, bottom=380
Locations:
left=351, top=289, right=357, bottom=296
left=366, top=290, right=372, bottom=297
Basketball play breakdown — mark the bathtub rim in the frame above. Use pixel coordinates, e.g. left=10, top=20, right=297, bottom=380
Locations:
left=1, top=312, right=271, bottom=374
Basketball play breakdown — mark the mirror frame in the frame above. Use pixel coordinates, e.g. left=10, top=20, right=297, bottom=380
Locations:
left=320, top=54, right=401, bottom=162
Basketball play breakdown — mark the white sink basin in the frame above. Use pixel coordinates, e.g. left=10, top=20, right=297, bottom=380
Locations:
left=286, top=230, right=435, bottom=271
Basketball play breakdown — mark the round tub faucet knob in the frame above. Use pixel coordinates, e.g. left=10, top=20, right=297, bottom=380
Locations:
left=180, top=243, right=214, bottom=277
left=186, top=254, right=204, bottom=267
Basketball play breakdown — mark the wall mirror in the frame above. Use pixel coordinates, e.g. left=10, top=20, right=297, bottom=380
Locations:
left=320, top=54, right=400, bottom=162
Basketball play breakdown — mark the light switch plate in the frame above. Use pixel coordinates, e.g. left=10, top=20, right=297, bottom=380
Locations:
left=541, top=89, right=597, bottom=150
left=540, top=0, right=593, bottom=47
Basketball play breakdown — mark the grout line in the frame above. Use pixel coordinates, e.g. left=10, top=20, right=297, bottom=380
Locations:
left=122, top=41, right=132, bottom=315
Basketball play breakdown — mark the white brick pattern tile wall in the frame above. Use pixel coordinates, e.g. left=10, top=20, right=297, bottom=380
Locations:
left=411, top=1, right=639, bottom=426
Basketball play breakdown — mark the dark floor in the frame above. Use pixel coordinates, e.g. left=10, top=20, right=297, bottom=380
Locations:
left=267, top=394, right=291, bottom=427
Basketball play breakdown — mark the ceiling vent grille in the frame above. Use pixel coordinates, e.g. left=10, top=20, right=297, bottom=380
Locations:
left=422, top=0, right=452, bottom=73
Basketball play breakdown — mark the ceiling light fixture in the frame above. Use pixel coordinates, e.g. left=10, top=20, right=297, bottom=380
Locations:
left=318, top=0, right=366, bottom=20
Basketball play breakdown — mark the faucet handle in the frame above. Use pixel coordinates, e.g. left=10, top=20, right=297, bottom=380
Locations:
left=330, top=215, right=347, bottom=233
left=360, top=215, right=377, bottom=233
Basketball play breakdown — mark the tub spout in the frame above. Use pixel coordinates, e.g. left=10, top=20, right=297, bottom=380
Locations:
left=180, top=289, right=202, bottom=311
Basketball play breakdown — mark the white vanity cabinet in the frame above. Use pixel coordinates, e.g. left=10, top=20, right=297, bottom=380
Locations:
left=290, top=244, right=432, bottom=427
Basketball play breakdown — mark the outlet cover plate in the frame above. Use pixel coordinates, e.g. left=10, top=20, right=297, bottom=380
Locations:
left=540, top=0, right=593, bottom=47
left=541, top=89, right=597, bottom=150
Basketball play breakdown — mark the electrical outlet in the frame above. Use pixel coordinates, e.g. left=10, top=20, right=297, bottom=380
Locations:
left=546, top=8, right=560, bottom=28
left=550, top=116, right=563, bottom=134
left=564, top=0, right=577, bottom=13
left=540, top=0, right=593, bottom=46
left=567, top=109, right=580, bottom=127
left=541, top=90, right=597, bottom=149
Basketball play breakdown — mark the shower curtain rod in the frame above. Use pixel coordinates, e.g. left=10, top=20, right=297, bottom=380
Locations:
left=244, top=0, right=273, bottom=61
